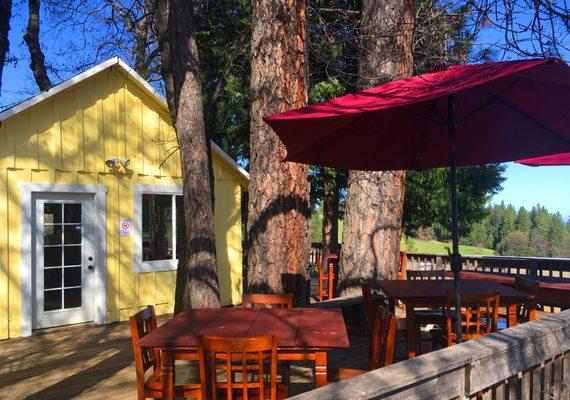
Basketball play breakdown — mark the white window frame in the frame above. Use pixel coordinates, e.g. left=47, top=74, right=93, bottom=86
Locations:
left=133, top=184, right=183, bottom=273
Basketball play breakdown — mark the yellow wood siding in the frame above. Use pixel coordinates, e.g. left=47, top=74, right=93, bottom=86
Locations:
left=0, top=66, right=245, bottom=338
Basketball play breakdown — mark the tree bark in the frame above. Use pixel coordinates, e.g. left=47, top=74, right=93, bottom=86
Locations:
left=338, top=0, right=414, bottom=296
left=247, top=0, right=311, bottom=306
left=155, top=0, right=221, bottom=310
left=24, top=0, right=51, bottom=91
left=321, top=168, right=339, bottom=258
left=0, top=0, right=11, bottom=96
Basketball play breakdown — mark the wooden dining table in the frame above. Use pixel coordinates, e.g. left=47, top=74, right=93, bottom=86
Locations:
left=377, top=279, right=533, bottom=359
left=447, top=270, right=570, bottom=289
left=449, top=271, right=570, bottom=309
left=139, top=307, right=350, bottom=400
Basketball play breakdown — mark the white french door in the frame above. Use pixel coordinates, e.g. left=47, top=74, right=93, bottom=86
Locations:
left=34, top=194, right=95, bottom=329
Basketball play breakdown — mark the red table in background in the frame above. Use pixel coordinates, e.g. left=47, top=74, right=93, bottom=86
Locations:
left=453, top=270, right=570, bottom=289
left=452, top=271, right=570, bottom=308
left=377, top=279, right=533, bottom=359
left=139, top=307, right=349, bottom=400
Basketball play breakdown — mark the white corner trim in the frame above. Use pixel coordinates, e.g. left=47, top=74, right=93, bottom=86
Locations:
left=18, top=183, right=108, bottom=337
left=133, top=184, right=182, bottom=274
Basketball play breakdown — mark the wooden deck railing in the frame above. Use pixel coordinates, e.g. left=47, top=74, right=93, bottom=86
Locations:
left=289, top=309, right=570, bottom=400
left=405, top=252, right=570, bottom=278
left=309, top=243, right=570, bottom=279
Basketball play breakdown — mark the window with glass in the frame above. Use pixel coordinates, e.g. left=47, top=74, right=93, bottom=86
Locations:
left=141, top=193, right=185, bottom=263
left=43, top=203, right=83, bottom=311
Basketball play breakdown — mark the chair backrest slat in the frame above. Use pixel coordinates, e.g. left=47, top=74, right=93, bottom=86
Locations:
left=361, top=282, right=375, bottom=334
left=199, top=335, right=278, bottom=400
left=242, top=293, right=293, bottom=309
left=407, top=269, right=446, bottom=280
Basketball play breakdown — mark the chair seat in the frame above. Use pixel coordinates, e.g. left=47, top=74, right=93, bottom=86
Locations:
left=145, top=369, right=202, bottom=398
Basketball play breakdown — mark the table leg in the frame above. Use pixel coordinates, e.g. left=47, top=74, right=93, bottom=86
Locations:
left=507, top=303, right=517, bottom=328
left=161, top=349, right=174, bottom=400
left=314, top=351, right=328, bottom=388
left=406, top=305, right=416, bottom=359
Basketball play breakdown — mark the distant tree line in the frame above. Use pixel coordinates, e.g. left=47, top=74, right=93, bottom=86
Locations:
left=462, top=203, right=570, bottom=258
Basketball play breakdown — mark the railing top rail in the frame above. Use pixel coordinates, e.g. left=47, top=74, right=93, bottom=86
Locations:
left=289, top=309, right=570, bottom=400
left=405, top=252, right=570, bottom=263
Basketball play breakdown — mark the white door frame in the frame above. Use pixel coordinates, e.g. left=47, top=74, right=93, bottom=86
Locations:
left=19, top=183, right=107, bottom=336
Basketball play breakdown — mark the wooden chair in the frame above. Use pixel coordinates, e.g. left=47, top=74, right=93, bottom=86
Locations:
left=328, top=306, right=397, bottom=382
left=242, top=293, right=292, bottom=384
left=406, top=269, right=446, bottom=280
left=405, top=269, right=446, bottom=354
left=198, top=335, right=288, bottom=400
left=514, top=277, right=538, bottom=322
left=436, top=291, right=500, bottom=347
left=318, top=253, right=338, bottom=301
left=242, top=294, right=293, bottom=309
left=129, top=306, right=202, bottom=400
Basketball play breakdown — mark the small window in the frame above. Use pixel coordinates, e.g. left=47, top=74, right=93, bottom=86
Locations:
left=142, top=194, right=174, bottom=261
left=134, top=185, right=185, bottom=273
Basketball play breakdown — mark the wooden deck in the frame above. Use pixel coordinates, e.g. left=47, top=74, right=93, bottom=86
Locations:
left=0, top=313, right=421, bottom=400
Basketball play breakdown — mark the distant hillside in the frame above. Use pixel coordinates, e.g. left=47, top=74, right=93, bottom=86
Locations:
left=401, top=237, right=495, bottom=256
left=311, top=213, right=495, bottom=256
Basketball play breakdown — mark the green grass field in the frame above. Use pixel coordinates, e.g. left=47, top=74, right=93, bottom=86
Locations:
left=401, top=236, right=495, bottom=256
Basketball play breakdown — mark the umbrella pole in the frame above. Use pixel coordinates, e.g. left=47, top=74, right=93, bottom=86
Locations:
left=449, top=133, right=462, bottom=343
left=448, top=123, right=463, bottom=344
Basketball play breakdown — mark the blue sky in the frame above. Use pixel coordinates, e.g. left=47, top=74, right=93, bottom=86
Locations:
left=491, top=163, right=570, bottom=220
left=1, top=3, right=569, bottom=219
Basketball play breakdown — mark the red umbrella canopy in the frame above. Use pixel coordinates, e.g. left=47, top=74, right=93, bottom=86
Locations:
left=265, top=58, right=570, bottom=171
left=516, top=152, right=570, bottom=166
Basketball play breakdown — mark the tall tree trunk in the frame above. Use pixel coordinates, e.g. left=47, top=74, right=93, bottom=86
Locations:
left=247, top=0, right=311, bottom=306
left=24, top=0, right=51, bottom=91
left=321, top=168, right=339, bottom=258
left=338, top=0, right=413, bottom=296
left=155, top=0, right=221, bottom=310
left=0, top=0, right=11, bottom=96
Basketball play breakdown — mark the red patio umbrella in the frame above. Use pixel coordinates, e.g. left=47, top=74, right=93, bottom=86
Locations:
left=516, top=152, right=570, bottom=166
left=265, top=58, right=570, bottom=342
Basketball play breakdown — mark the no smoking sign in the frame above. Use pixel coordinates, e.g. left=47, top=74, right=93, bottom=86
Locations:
left=120, top=218, right=131, bottom=237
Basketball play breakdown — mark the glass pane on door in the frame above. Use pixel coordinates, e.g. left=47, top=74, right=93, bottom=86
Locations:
left=43, top=202, right=83, bottom=311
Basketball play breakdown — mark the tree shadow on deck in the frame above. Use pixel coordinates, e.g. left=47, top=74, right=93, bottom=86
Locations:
left=23, top=347, right=133, bottom=400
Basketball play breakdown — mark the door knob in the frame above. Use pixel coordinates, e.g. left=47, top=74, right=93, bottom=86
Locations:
left=87, top=265, right=94, bottom=270
left=88, top=256, right=93, bottom=261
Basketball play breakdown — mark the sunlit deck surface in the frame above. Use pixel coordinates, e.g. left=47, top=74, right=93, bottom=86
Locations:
left=0, top=312, right=429, bottom=400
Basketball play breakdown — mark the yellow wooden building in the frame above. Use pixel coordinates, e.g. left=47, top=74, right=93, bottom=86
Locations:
left=0, top=57, right=249, bottom=339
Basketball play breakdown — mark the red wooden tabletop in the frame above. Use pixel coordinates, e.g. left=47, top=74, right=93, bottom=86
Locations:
left=139, top=307, right=350, bottom=349
left=453, top=270, right=570, bottom=291
left=377, top=279, right=532, bottom=302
